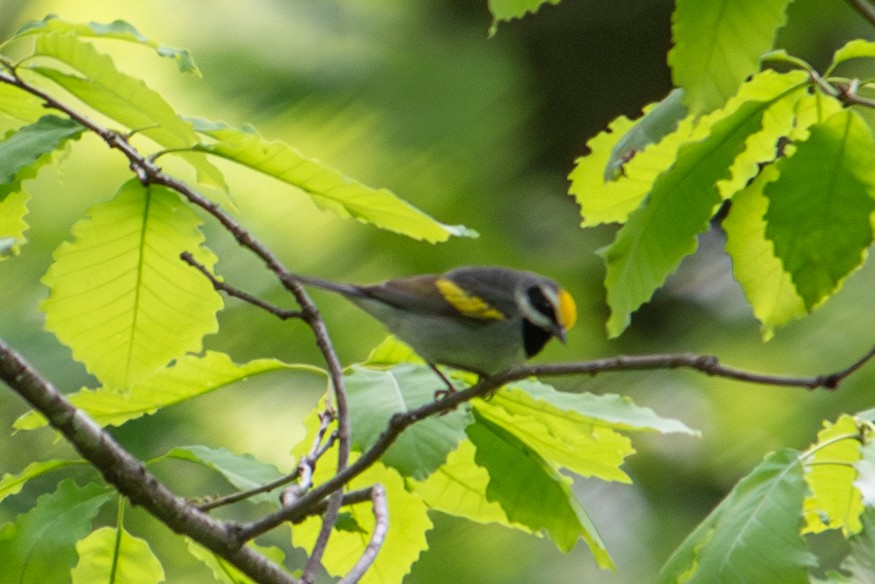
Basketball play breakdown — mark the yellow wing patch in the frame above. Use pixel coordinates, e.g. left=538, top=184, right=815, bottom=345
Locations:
left=435, top=277, right=506, bottom=320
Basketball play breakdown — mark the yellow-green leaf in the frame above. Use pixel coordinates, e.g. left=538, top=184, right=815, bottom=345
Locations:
left=71, top=527, right=165, bottom=584
left=765, top=109, right=875, bottom=310
left=14, top=352, right=315, bottom=430
left=669, top=0, right=792, bottom=113
left=14, top=15, right=200, bottom=75
left=0, top=459, right=84, bottom=504
left=724, top=165, right=805, bottom=340
left=802, top=415, right=865, bottom=536
left=191, top=119, right=474, bottom=243
left=41, top=180, right=223, bottom=390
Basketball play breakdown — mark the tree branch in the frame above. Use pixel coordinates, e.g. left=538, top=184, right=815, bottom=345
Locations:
left=845, top=0, right=875, bottom=27
left=0, top=339, right=300, bottom=584
left=0, top=67, right=356, bottom=576
left=337, top=484, right=388, bottom=584
left=236, top=346, right=875, bottom=541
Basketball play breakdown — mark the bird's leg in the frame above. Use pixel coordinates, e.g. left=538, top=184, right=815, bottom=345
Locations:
left=428, top=362, right=457, bottom=400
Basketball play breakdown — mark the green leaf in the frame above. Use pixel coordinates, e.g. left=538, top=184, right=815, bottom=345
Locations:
left=161, top=445, right=284, bottom=506
left=669, top=0, right=792, bottom=113
left=191, top=119, right=474, bottom=243
left=293, top=459, right=432, bottom=584
left=601, top=70, right=808, bottom=337
left=828, top=39, right=875, bottom=75
left=0, top=480, right=114, bottom=584
left=724, top=165, right=806, bottom=339
left=28, top=31, right=223, bottom=187
left=475, top=380, right=695, bottom=482
left=468, top=412, right=613, bottom=566
left=837, top=509, right=875, bottom=582
left=604, top=88, right=689, bottom=181
left=486, top=0, right=561, bottom=36
left=0, top=84, right=48, bottom=122
left=14, top=15, right=200, bottom=75
left=0, top=115, right=84, bottom=201
left=569, top=112, right=695, bottom=228
left=31, top=32, right=198, bottom=150
left=14, top=352, right=312, bottom=430
left=409, top=438, right=531, bottom=531
left=802, top=415, right=864, bottom=536
left=71, top=526, right=165, bottom=584
left=765, top=109, right=875, bottom=310
left=363, top=336, right=422, bottom=367
left=186, top=538, right=286, bottom=584
left=40, top=180, right=223, bottom=390
left=657, top=449, right=815, bottom=584
left=0, top=459, right=85, bottom=504
left=345, top=364, right=473, bottom=480
left=0, top=190, right=30, bottom=258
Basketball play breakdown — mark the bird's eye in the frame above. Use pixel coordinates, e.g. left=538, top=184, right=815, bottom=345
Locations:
left=526, top=286, right=557, bottom=324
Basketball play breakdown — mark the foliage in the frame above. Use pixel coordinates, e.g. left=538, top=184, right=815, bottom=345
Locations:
left=0, top=3, right=874, bottom=583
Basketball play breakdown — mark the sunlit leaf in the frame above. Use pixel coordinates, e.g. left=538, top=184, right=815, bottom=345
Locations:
left=724, top=165, right=806, bottom=339
left=14, top=352, right=313, bottom=430
left=468, top=412, right=613, bottom=566
left=765, top=109, right=875, bottom=310
left=41, top=180, right=223, bottom=390
left=604, top=88, right=688, bottom=181
left=71, top=526, right=165, bottom=584
left=0, top=459, right=85, bottom=504
left=31, top=32, right=197, bottom=150
left=827, top=39, right=875, bottom=74
left=28, top=32, right=222, bottom=185
left=186, top=538, right=286, bottom=584
left=658, top=449, right=815, bottom=583
left=0, top=115, right=83, bottom=200
left=602, top=71, right=808, bottom=337
left=486, top=0, right=562, bottom=36
left=14, top=15, right=200, bottom=75
left=409, top=439, right=531, bottom=531
left=162, top=445, right=284, bottom=506
left=475, top=380, right=695, bottom=482
left=802, top=415, right=865, bottom=536
left=0, top=480, right=114, bottom=584
left=0, top=191, right=30, bottom=258
left=363, top=336, right=421, bottom=367
left=0, top=84, right=47, bottom=122
left=669, top=0, right=792, bottom=113
left=190, top=118, right=474, bottom=243
left=345, top=364, right=472, bottom=479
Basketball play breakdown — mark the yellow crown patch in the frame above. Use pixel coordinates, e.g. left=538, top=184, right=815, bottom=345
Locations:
left=436, top=277, right=506, bottom=320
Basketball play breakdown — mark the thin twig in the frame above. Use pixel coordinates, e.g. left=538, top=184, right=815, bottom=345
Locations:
left=845, top=0, right=875, bottom=27
left=0, top=339, right=300, bottom=584
left=0, top=67, right=356, bottom=567
left=180, top=252, right=303, bottom=320
left=337, top=484, right=388, bottom=584
left=235, top=346, right=875, bottom=541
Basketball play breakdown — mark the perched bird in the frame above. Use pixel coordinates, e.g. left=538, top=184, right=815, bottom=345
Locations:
left=293, top=266, right=576, bottom=378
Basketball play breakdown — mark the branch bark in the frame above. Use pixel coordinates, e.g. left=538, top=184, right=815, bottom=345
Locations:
left=0, top=339, right=301, bottom=584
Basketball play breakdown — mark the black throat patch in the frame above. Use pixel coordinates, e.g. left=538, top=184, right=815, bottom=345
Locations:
left=522, top=318, right=552, bottom=358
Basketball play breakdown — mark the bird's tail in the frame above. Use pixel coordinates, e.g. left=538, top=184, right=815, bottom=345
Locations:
left=288, top=273, right=364, bottom=298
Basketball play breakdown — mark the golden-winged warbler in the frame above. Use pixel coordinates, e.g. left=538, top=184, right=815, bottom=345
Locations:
left=294, top=266, right=576, bottom=377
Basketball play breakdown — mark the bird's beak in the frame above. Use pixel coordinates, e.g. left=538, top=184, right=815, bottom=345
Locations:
left=554, top=325, right=567, bottom=344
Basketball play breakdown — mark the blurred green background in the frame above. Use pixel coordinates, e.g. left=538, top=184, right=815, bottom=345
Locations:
left=1, top=0, right=874, bottom=581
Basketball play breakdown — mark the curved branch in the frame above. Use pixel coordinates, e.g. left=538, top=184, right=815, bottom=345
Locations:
left=337, top=485, right=388, bottom=584
left=845, top=0, right=875, bottom=27
left=0, top=67, right=355, bottom=572
left=0, top=339, right=300, bottom=584
left=236, top=345, right=875, bottom=541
